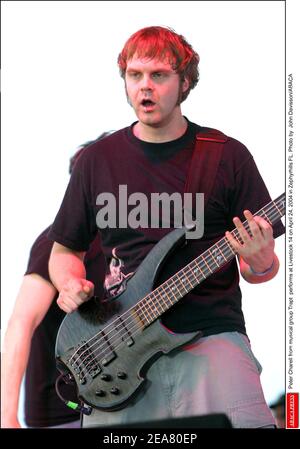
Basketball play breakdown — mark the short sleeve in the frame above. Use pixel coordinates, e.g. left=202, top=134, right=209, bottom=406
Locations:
left=228, top=147, right=285, bottom=239
left=48, top=152, right=98, bottom=251
left=24, top=227, right=53, bottom=283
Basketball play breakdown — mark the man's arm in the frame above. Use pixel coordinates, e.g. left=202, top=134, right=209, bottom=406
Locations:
left=1, top=274, right=57, bottom=428
left=48, top=242, right=94, bottom=313
left=225, top=210, right=280, bottom=284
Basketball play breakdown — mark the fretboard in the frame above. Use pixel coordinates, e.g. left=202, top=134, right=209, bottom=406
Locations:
left=133, top=193, right=285, bottom=327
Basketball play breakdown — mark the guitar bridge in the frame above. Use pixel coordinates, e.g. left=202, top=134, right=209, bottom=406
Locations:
left=69, top=340, right=102, bottom=383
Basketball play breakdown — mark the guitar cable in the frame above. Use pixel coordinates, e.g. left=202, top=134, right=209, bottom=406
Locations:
left=55, top=373, right=93, bottom=416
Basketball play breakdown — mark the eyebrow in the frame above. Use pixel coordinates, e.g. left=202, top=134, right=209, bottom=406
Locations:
left=126, top=67, right=174, bottom=74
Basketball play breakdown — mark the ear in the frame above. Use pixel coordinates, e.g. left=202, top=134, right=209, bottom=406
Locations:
left=182, top=77, right=189, bottom=93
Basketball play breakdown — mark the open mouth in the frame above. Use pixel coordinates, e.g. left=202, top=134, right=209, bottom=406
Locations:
left=140, top=99, right=156, bottom=112
left=141, top=99, right=155, bottom=107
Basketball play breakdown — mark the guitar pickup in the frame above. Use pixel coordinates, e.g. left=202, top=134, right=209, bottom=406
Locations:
left=126, top=337, right=134, bottom=347
left=101, top=351, right=116, bottom=366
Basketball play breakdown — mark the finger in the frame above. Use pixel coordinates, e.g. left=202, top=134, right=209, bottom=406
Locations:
left=80, top=282, right=94, bottom=302
left=232, top=216, right=251, bottom=244
left=57, top=295, right=76, bottom=313
left=243, top=210, right=262, bottom=239
left=67, top=279, right=93, bottom=301
left=253, top=216, right=273, bottom=239
left=60, top=303, right=74, bottom=314
left=60, top=287, right=87, bottom=307
left=82, top=280, right=94, bottom=296
left=225, top=231, right=239, bottom=253
left=62, top=284, right=86, bottom=302
left=78, top=289, right=90, bottom=301
left=83, top=285, right=91, bottom=294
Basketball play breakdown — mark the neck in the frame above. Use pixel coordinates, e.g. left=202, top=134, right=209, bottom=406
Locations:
left=134, top=112, right=187, bottom=143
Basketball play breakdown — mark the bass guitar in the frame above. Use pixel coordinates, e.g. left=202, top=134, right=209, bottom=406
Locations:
left=56, top=193, right=285, bottom=411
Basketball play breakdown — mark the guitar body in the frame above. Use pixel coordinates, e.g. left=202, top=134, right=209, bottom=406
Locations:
left=56, top=227, right=201, bottom=411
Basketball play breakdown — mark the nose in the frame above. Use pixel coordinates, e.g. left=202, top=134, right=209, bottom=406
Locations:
left=140, top=74, right=153, bottom=91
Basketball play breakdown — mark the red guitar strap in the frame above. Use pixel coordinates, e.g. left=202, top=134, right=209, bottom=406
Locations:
left=184, top=128, right=228, bottom=213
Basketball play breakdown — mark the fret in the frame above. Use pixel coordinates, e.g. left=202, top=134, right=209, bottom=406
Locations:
left=279, top=199, right=285, bottom=214
left=164, top=283, right=177, bottom=305
left=151, top=286, right=176, bottom=323
left=134, top=305, right=150, bottom=326
left=173, top=265, right=198, bottom=298
left=170, top=279, right=182, bottom=298
left=214, top=241, right=228, bottom=264
left=205, top=251, right=222, bottom=271
left=151, top=289, right=169, bottom=315
left=200, top=256, right=213, bottom=274
left=183, top=266, right=197, bottom=287
left=152, top=293, right=165, bottom=315
left=144, top=298, right=156, bottom=322
left=147, top=294, right=161, bottom=316
left=135, top=298, right=159, bottom=328
left=209, top=248, right=220, bottom=267
left=224, top=236, right=236, bottom=254
left=260, top=208, right=272, bottom=225
left=273, top=201, right=283, bottom=218
left=155, top=286, right=169, bottom=308
left=192, top=260, right=206, bottom=280
left=155, top=284, right=174, bottom=310
left=188, top=261, right=204, bottom=284
left=186, top=264, right=198, bottom=284
left=161, top=282, right=177, bottom=306
left=175, top=272, right=189, bottom=293
left=233, top=230, right=243, bottom=245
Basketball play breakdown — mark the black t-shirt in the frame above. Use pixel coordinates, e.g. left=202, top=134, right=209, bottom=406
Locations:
left=48, top=119, right=285, bottom=336
left=24, top=227, right=106, bottom=427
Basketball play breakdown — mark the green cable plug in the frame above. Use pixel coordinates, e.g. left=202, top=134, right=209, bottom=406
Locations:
left=66, top=401, right=79, bottom=410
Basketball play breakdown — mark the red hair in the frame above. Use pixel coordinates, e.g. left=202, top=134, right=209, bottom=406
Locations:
left=118, top=26, right=200, bottom=102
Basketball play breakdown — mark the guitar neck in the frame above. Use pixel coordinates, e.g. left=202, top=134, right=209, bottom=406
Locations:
left=133, top=193, right=285, bottom=327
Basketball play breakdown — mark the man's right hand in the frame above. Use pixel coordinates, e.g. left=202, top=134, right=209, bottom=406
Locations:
left=57, top=278, right=94, bottom=313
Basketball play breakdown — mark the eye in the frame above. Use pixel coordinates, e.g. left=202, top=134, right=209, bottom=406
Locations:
left=152, top=72, right=163, bottom=79
left=128, top=72, right=141, bottom=80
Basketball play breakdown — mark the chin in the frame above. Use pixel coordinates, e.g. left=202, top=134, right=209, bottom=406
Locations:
left=138, top=113, right=162, bottom=126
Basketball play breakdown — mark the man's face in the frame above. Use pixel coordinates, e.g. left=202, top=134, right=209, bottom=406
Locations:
left=125, top=55, right=188, bottom=128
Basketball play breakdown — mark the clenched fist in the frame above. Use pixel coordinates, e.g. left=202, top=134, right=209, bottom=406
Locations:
left=57, top=278, right=94, bottom=313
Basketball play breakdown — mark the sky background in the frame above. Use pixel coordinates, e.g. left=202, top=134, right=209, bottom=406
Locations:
left=2, top=0, right=298, bottom=426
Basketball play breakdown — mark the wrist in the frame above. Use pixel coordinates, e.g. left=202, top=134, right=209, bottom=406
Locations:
left=249, top=259, right=274, bottom=276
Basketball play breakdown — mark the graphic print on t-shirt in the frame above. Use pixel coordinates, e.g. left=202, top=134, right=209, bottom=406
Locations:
left=104, top=248, right=134, bottom=298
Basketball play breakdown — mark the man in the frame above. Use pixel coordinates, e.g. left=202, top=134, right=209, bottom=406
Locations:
left=48, top=26, right=284, bottom=428
left=1, top=134, right=110, bottom=428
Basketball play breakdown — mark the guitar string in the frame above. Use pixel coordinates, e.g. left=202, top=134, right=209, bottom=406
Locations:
left=69, top=201, right=284, bottom=374
left=71, top=202, right=284, bottom=375
left=68, top=198, right=284, bottom=375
